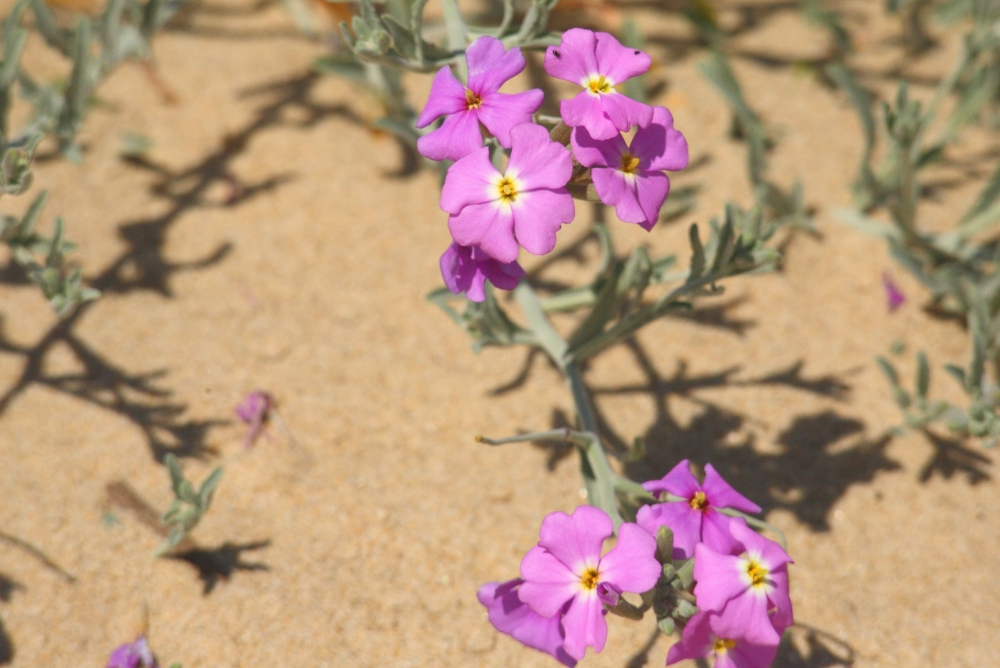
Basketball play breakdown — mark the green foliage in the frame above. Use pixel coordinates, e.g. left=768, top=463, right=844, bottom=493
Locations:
left=697, top=48, right=813, bottom=235
left=834, top=5, right=1000, bottom=447
left=1, top=0, right=188, bottom=314
left=156, top=454, right=223, bottom=556
left=0, top=188, right=98, bottom=314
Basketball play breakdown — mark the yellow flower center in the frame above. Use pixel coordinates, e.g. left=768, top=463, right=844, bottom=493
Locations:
left=580, top=567, right=600, bottom=590
left=497, top=177, right=518, bottom=203
left=746, top=560, right=768, bottom=587
left=587, top=75, right=614, bottom=94
left=465, top=89, right=483, bottom=109
left=689, top=491, right=708, bottom=511
left=714, top=638, right=737, bottom=652
left=620, top=153, right=641, bottom=174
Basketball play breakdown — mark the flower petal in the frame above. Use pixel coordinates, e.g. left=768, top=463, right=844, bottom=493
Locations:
left=631, top=171, right=670, bottom=230
left=730, top=520, right=793, bottom=570
left=665, top=611, right=714, bottom=665
left=519, top=545, right=583, bottom=618
left=729, top=642, right=780, bottom=668
left=512, top=189, right=575, bottom=257
left=599, top=92, right=653, bottom=135
left=467, top=36, right=528, bottom=94
left=544, top=28, right=599, bottom=84
left=477, top=579, right=578, bottom=667
left=440, top=147, right=498, bottom=214
left=560, top=591, right=607, bottom=660
left=597, top=522, right=660, bottom=594
left=700, top=508, right=743, bottom=556
left=416, top=66, right=468, bottom=127
left=560, top=93, right=620, bottom=140
left=418, top=110, right=485, bottom=162
left=595, top=31, right=651, bottom=82
left=693, top=543, right=748, bottom=613
left=440, top=242, right=473, bottom=295
left=635, top=501, right=702, bottom=559
left=478, top=90, right=545, bottom=148
left=448, top=202, right=519, bottom=263
left=537, top=506, right=612, bottom=574
left=767, top=568, right=794, bottom=634
left=590, top=167, right=629, bottom=208
left=713, top=591, right=781, bottom=646
left=642, top=459, right=700, bottom=498
left=703, top=464, right=761, bottom=514
left=480, top=253, right=526, bottom=291
left=506, top=123, right=574, bottom=189
left=570, top=126, right=626, bottom=169
left=631, top=106, right=689, bottom=172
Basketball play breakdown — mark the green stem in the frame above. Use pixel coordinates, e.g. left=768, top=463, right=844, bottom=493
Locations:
left=515, top=281, right=568, bottom=369
left=514, top=281, right=623, bottom=527
left=566, top=360, right=623, bottom=527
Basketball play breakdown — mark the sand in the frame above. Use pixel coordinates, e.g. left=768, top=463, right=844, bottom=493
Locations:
left=0, top=0, right=997, bottom=666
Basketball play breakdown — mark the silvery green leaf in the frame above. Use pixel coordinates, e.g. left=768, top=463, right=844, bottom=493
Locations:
left=657, top=616, right=675, bottom=635
left=688, top=224, right=705, bottom=280
left=916, top=351, right=930, bottom=400
left=197, top=466, right=224, bottom=510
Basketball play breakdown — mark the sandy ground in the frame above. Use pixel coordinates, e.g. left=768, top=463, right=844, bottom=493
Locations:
left=0, top=0, right=997, bottom=666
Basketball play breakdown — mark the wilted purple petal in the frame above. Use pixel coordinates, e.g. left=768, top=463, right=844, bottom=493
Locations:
left=439, top=242, right=524, bottom=302
left=883, top=272, right=906, bottom=312
left=235, top=391, right=273, bottom=449
left=107, top=635, right=157, bottom=668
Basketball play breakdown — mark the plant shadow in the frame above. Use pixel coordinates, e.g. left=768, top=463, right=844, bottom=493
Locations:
left=0, top=69, right=368, bottom=464
left=170, top=540, right=271, bottom=595
left=105, top=481, right=271, bottom=595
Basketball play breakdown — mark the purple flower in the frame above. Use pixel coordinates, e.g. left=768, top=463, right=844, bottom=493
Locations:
left=518, top=506, right=660, bottom=660
left=693, top=519, right=794, bottom=647
left=235, top=391, right=273, bottom=449
left=477, top=578, right=578, bottom=667
left=440, top=242, right=525, bottom=302
left=544, top=29, right=653, bottom=140
left=442, top=123, right=575, bottom=263
left=107, top=635, right=157, bottom=668
left=636, top=459, right=760, bottom=559
left=416, top=36, right=544, bottom=161
left=571, top=106, right=688, bottom=230
left=666, top=611, right=779, bottom=668
left=882, top=272, right=906, bottom=312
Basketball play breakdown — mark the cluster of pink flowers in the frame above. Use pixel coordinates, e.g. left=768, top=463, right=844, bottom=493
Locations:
left=478, top=462, right=792, bottom=667
left=420, top=29, right=689, bottom=302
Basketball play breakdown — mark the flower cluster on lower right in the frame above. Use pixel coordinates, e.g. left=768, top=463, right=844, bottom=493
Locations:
left=478, top=461, right=792, bottom=667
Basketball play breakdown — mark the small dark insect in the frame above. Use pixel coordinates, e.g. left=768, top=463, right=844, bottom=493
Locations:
left=552, top=49, right=562, bottom=58
left=634, top=50, right=640, bottom=55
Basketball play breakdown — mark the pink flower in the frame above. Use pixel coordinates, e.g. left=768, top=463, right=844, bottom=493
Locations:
left=571, top=106, right=688, bottom=230
left=440, top=242, right=525, bottom=302
left=636, top=459, right=760, bottom=559
left=416, top=36, right=544, bottom=161
left=518, top=506, right=660, bottom=661
left=693, top=519, right=794, bottom=647
left=477, top=578, right=578, bottom=667
left=666, top=611, right=779, bottom=668
left=442, top=123, right=575, bottom=263
left=544, top=29, right=653, bottom=140
left=107, top=635, right=157, bottom=668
